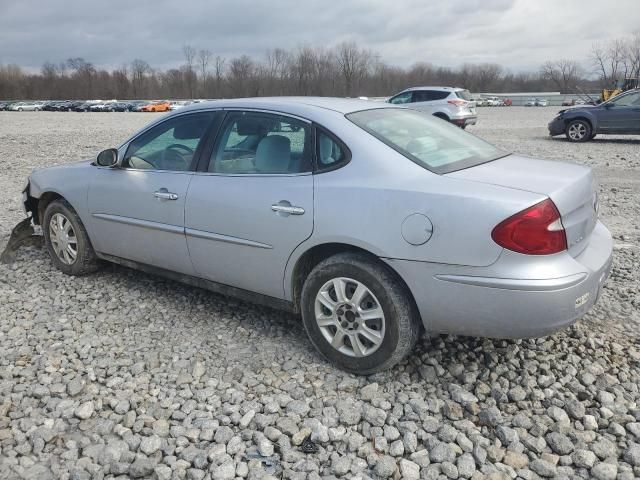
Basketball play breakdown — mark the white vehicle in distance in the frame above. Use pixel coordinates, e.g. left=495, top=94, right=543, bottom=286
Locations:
left=387, top=87, right=477, bottom=128
left=536, top=98, right=549, bottom=107
left=9, top=101, right=45, bottom=111
left=169, top=101, right=192, bottom=111
left=525, top=98, right=536, bottom=107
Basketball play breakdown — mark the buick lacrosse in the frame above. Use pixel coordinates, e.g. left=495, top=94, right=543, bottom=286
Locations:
left=21, top=97, right=613, bottom=373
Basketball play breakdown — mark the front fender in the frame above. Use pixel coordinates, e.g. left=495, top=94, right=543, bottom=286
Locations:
left=563, top=109, right=600, bottom=130
left=27, top=160, right=95, bottom=229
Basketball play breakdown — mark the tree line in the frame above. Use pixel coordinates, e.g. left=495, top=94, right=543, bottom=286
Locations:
left=0, top=34, right=638, bottom=101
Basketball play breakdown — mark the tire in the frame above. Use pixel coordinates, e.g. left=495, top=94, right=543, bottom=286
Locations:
left=433, top=113, right=449, bottom=122
left=42, top=199, right=100, bottom=276
left=18, top=108, right=23, bottom=112
left=565, top=119, right=591, bottom=142
left=300, top=252, right=421, bottom=374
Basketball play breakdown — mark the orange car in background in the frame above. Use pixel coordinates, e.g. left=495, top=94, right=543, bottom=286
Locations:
left=141, top=101, right=171, bottom=112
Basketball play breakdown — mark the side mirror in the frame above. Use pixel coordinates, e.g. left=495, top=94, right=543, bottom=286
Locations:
left=96, top=148, right=118, bottom=167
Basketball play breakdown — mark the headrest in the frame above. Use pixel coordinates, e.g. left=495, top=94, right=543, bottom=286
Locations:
left=255, top=135, right=291, bottom=173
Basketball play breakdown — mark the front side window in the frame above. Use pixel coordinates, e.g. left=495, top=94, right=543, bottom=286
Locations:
left=123, top=112, right=214, bottom=171
left=388, top=92, right=413, bottom=104
left=209, top=112, right=312, bottom=174
left=347, top=108, right=506, bottom=174
left=609, top=91, right=640, bottom=107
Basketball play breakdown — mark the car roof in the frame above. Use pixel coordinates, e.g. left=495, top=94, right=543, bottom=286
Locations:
left=179, top=96, right=391, bottom=116
left=402, top=86, right=465, bottom=92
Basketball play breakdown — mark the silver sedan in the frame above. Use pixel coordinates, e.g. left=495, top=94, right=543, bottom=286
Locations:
left=21, top=97, right=613, bottom=374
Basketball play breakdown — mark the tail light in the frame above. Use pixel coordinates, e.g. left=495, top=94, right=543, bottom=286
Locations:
left=448, top=99, right=467, bottom=107
left=491, top=199, right=567, bottom=255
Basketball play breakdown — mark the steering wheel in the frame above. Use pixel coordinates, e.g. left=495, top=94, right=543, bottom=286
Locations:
left=159, top=144, right=194, bottom=170
left=167, top=144, right=194, bottom=156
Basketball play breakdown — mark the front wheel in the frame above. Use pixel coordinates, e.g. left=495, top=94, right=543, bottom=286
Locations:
left=300, top=252, right=421, bottom=374
left=43, top=199, right=100, bottom=276
left=565, top=120, right=591, bottom=142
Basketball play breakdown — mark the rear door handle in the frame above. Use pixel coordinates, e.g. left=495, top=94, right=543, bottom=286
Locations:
left=154, top=189, right=179, bottom=200
left=272, top=202, right=305, bottom=216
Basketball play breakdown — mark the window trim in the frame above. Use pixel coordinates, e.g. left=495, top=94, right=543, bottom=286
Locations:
left=201, top=109, right=315, bottom=176
left=115, top=110, right=220, bottom=173
left=313, top=124, right=352, bottom=174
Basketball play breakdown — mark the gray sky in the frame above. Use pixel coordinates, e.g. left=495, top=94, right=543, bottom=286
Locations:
left=1, top=0, right=638, bottom=72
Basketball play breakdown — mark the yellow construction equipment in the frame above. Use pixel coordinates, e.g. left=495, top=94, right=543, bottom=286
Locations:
left=602, top=77, right=639, bottom=102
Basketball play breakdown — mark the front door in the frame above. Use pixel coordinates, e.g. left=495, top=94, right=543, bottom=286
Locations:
left=88, top=112, right=217, bottom=275
left=597, top=90, right=640, bottom=133
left=185, top=111, right=314, bottom=298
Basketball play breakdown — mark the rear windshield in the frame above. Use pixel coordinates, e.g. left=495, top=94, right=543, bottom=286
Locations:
left=456, top=89, right=472, bottom=101
left=347, top=108, right=506, bottom=174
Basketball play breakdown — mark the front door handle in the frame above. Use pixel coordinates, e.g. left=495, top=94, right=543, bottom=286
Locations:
left=272, top=201, right=305, bottom=216
left=154, top=189, right=179, bottom=200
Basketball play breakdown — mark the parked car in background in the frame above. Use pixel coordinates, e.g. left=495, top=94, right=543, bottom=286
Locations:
left=10, top=101, right=45, bottom=111
left=536, top=99, right=549, bottom=107
left=524, top=98, right=536, bottom=107
left=141, top=101, right=171, bottom=112
left=21, top=97, right=612, bottom=373
left=387, top=87, right=477, bottom=128
left=503, top=98, right=512, bottom=106
left=549, top=88, right=640, bottom=142
left=169, top=101, right=192, bottom=111
left=473, top=97, right=486, bottom=107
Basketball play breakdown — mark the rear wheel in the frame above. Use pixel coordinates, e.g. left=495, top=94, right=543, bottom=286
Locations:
left=300, top=252, right=421, bottom=374
left=565, top=120, right=591, bottom=142
left=43, top=199, right=100, bottom=276
left=433, top=113, right=449, bottom=122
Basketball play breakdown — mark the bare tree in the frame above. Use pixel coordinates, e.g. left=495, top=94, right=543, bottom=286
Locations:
left=198, top=49, right=212, bottom=96
left=335, top=41, right=372, bottom=96
left=213, top=56, right=226, bottom=98
left=183, top=45, right=197, bottom=98
left=130, top=59, right=151, bottom=98
left=541, top=59, right=583, bottom=93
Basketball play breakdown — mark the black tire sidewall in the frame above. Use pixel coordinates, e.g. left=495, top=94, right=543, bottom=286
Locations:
left=301, top=257, right=410, bottom=374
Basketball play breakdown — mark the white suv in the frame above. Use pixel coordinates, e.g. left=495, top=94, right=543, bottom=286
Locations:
left=387, top=87, right=477, bottom=128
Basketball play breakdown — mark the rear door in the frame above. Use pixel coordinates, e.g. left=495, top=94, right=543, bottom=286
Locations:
left=184, top=110, right=314, bottom=298
left=87, top=111, right=218, bottom=275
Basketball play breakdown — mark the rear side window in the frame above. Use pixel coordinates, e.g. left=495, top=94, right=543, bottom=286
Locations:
left=316, top=130, right=349, bottom=171
left=414, top=90, right=449, bottom=102
left=208, top=111, right=312, bottom=174
left=456, top=89, right=472, bottom=101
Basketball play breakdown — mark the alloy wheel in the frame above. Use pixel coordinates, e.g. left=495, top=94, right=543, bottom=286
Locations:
left=567, top=122, right=587, bottom=140
left=314, top=277, right=386, bottom=357
left=49, top=213, right=78, bottom=265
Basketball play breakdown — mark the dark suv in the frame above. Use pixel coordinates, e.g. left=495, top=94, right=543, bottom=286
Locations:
left=548, top=89, right=640, bottom=142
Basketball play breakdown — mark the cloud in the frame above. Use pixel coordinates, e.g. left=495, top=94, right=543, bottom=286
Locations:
left=0, top=0, right=638, bottom=72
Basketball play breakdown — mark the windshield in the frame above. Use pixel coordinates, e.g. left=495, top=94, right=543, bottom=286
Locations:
left=347, top=108, right=506, bottom=174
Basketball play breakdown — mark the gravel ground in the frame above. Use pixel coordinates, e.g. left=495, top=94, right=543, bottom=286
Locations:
left=0, top=107, right=639, bottom=480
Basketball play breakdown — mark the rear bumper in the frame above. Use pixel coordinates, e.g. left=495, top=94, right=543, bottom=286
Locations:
left=451, top=115, right=477, bottom=127
left=385, top=221, right=613, bottom=338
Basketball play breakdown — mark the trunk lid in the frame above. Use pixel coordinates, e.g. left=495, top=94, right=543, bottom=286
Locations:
left=447, top=154, right=598, bottom=257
